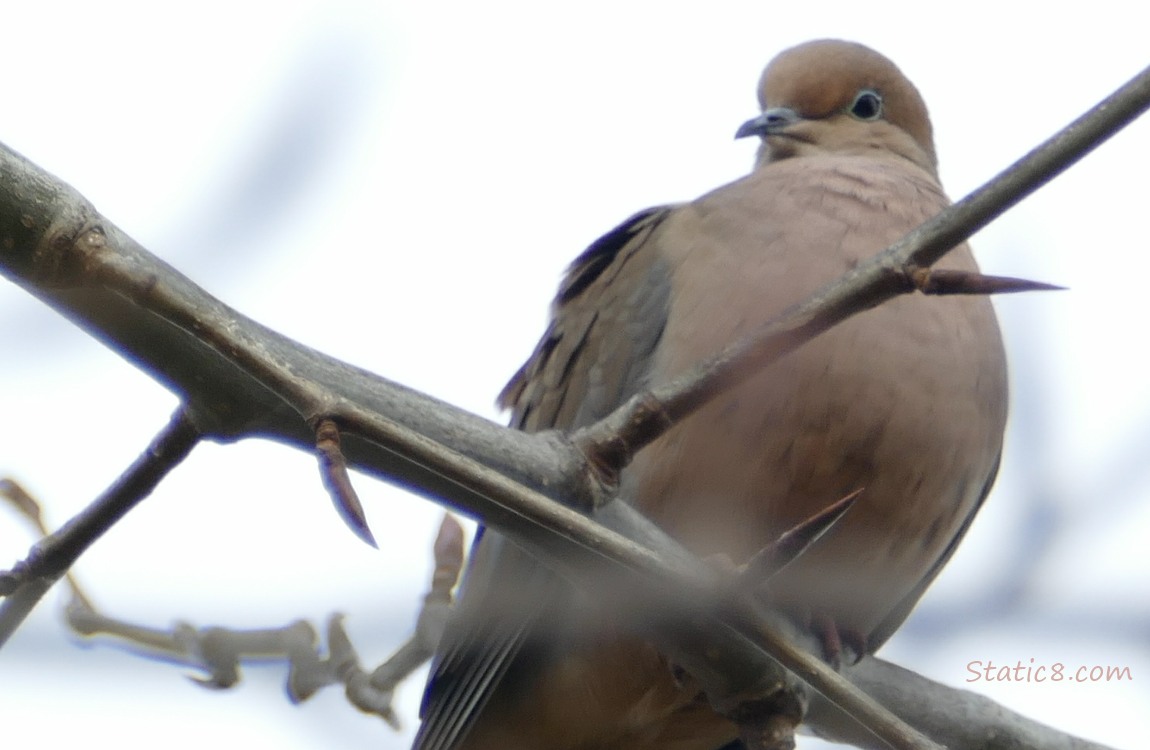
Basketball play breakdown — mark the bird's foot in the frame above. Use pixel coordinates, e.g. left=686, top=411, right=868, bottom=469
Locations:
left=809, top=612, right=867, bottom=669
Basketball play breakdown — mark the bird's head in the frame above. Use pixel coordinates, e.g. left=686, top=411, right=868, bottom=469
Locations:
left=737, top=40, right=938, bottom=177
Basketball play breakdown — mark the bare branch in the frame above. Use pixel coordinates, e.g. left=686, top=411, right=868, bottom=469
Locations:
left=0, top=410, right=200, bottom=645
left=814, top=658, right=1120, bottom=750
left=42, top=513, right=467, bottom=729
left=1, top=44, right=1147, bottom=750
left=366, top=516, right=466, bottom=709
left=0, top=479, right=93, bottom=611
left=574, top=60, right=1150, bottom=476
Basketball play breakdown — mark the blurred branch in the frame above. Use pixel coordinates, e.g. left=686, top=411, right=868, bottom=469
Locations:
left=62, top=514, right=465, bottom=729
left=2, top=487, right=466, bottom=728
left=0, top=54, right=1148, bottom=750
left=0, top=411, right=199, bottom=645
left=4, top=57, right=1149, bottom=586
left=809, top=659, right=1118, bottom=750
left=2, top=485, right=1116, bottom=750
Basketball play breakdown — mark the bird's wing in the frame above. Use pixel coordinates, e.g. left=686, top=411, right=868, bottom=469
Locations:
left=498, top=206, right=674, bottom=431
left=414, top=206, right=675, bottom=750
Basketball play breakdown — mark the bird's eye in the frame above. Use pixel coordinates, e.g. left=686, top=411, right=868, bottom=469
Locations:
left=849, top=90, right=883, bottom=121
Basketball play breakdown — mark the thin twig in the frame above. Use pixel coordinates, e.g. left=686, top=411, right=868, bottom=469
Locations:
left=0, top=409, right=200, bottom=646
left=9, top=504, right=467, bottom=728
left=78, top=515, right=462, bottom=726
left=0, top=51, right=1146, bottom=750
left=326, top=399, right=942, bottom=750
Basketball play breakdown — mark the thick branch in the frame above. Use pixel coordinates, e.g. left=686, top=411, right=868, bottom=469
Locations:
left=2, top=57, right=1147, bottom=750
left=814, top=658, right=1117, bottom=750
left=4, top=62, right=1149, bottom=584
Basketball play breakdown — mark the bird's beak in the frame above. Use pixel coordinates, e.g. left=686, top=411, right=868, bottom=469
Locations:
left=735, top=107, right=802, bottom=139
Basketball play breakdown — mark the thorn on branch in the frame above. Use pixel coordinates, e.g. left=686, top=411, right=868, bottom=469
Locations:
left=738, top=489, right=862, bottom=589
left=907, top=267, right=1066, bottom=296
left=315, top=418, right=377, bottom=548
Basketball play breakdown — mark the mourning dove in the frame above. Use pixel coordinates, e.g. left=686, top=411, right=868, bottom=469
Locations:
left=416, top=39, right=1008, bottom=750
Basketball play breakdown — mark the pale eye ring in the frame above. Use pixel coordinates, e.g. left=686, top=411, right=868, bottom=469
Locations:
left=849, top=90, right=883, bottom=121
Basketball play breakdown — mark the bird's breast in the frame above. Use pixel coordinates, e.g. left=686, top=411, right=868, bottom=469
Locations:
left=625, top=156, right=1008, bottom=637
